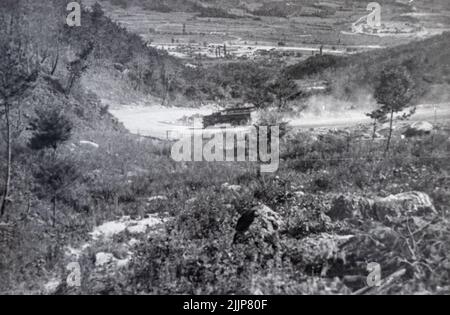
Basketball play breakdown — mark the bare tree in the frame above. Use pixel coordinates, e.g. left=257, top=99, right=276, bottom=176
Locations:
left=66, top=42, right=94, bottom=95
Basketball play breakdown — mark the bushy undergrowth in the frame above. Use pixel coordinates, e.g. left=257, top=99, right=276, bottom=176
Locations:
left=110, top=126, right=449, bottom=295
left=2, top=118, right=449, bottom=294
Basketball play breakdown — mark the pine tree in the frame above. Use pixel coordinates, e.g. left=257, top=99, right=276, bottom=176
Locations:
left=372, top=66, right=415, bottom=153
left=29, top=106, right=75, bottom=227
left=28, top=107, right=73, bottom=152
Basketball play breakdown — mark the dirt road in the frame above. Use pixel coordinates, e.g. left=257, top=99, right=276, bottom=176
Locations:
left=110, top=103, right=449, bottom=140
left=291, top=103, right=450, bottom=129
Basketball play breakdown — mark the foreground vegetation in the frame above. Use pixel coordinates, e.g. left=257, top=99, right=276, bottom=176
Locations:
left=1, top=117, right=449, bottom=294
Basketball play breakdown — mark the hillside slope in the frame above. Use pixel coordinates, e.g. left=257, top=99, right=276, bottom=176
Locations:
left=286, top=32, right=450, bottom=102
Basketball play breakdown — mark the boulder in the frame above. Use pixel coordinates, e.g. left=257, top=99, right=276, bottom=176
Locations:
left=95, top=252, right=115, bottom=267
left=404, top=121, right=434, bottom=137
left=95, top=252, right=130, bottom=269
left=252, top=204, right=284, bottom=235
left=372, top=191, right=436, bottom=222
left=329, top=192, right=436, bottom=223
left=233, top=204, right=284, bottom=246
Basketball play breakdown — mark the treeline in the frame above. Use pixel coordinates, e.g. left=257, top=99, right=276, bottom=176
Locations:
left=181, top=61, right=300, bottom=108
left=251, top=1, right=305, bottom=18
left=105, top=0, right=238, bottom=17
left=107, top=0, right=199, bottom=12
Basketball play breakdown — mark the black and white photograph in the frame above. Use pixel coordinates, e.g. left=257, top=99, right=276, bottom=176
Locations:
left=0, top=0, right=449, bottom=297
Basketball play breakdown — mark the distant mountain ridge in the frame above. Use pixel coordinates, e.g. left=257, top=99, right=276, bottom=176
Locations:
left=101, top=0, right=328, bottom=17
left=101, top=0, right=450, bottom=17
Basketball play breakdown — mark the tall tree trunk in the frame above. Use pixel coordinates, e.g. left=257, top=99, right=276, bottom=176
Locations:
left=1, top=102, right=12, bottom=218
left=372, top=120, right=378, bottom=140
left=52, top=195, right=57, bottom=228
left=66, top=74, right=76, bottom=96
left=50, top=49, right=59, bottom=76
left=162, top=77, right=173, bottom=107
left=385, top=110, right=394, bottom=154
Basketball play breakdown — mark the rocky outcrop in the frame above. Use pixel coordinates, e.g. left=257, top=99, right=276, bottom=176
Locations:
left=404, top=121, right=434, bottom=137
left=371, top=191, right=436, bottom=222
left=43, top=214, right=169, bottom=295
left=90, top=214, right=167, bottom=240
left=329, top=192, right=436, bottom=223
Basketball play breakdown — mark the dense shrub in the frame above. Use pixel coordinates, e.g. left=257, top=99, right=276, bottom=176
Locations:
left=285, top=55, right=343, bottom=80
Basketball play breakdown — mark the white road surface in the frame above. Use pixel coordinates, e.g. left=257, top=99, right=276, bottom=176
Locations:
left=110, top=103, right=450, bottom=140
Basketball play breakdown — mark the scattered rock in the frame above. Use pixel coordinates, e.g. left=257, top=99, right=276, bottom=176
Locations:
left=79, top=140, right=99, bottom=149
left=95, top=251, right=131, bottom=269
left=222, top=183, right=242, bottom=192
left=404, top=121, right=433, bottom=137
left=91, top=214, right=166, bottom=240
left=294, top=191, right=306, bottom=197
left=126, top=216, right=165, bottom=235
left=127, top=167, right=150, bottom=178
left=148, top=196, right=168, bottom=202
left=91, top=220, right=128, bottom=240
left=43, top=279, right=62, bottom=295
left=95, top=252, right=115, bottom=267
left=65, top=245, right=86, bottom=260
